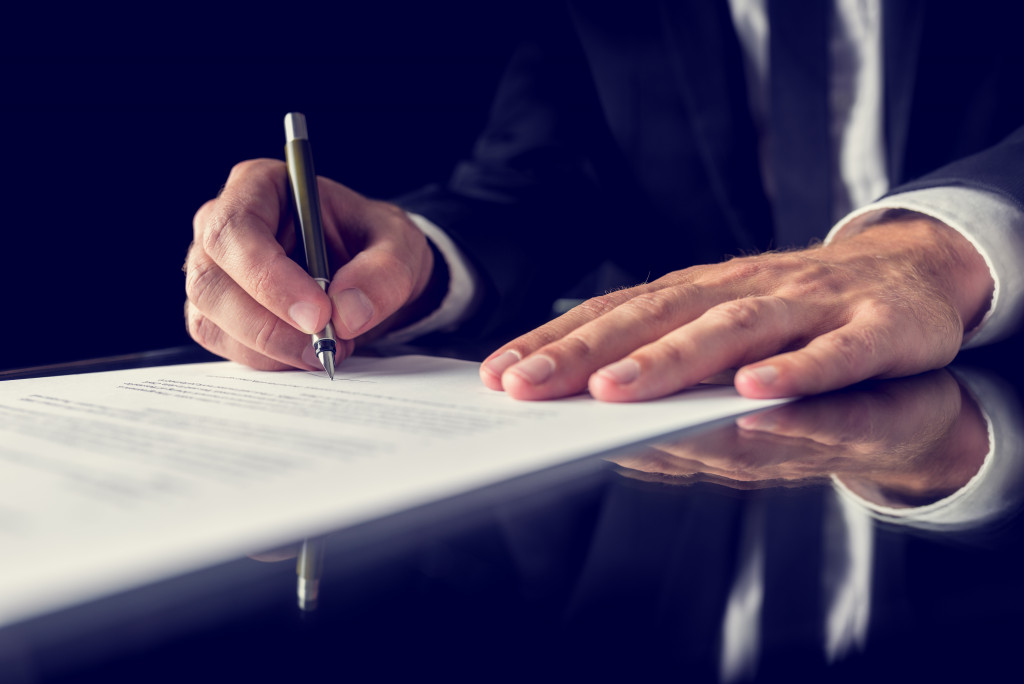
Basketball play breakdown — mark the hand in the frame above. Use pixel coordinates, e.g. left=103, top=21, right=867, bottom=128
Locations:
left=184, top=159, right=435, bottom=371
left=610, top=370, right=989, bottom=506
left=480, top=214, right=994, bottom=400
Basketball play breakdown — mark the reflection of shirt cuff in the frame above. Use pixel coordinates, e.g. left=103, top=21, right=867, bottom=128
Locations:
left=824, top=186, right=1024, bottom=347
left=378, top=212, right=481, bottom=345
left=831, top=367, right=1024, bottom=531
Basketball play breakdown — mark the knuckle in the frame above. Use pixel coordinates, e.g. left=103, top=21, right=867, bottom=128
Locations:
left=649, top=337, right=688, bottom=368
left=857, top=298, right=901, bottom=325
left=244, top=257, right=278, bottom=303
left=192, top=200, right=217, bottom=239
left=825, top=327, right=883, bottom=371
left=551, top=334, right=597, bottom=363
left=200, top=204, right=262, bottom=261
left=228, top=159, right=263, bottom=180
left=199, top=206, right=232, bottom=259
left=782, top=262, right=842, bottom=298
left=706, top=299, right=764, bottom=332
left=574, top=293, right=620, bottom=319
left=717, top=253, right=796, bottom=283
left=251, top=315, right=284, bottom=356
left=718, top=257, right=765, bottom=282
left=186, top=306, right=220, bottom=350
left=517, top=325, right=570, bottom=350
left=183, top=255, right=222, bottom=310
left=623, top=291, right=678, bottom=325
left=716, top=253, right=839, bottom=299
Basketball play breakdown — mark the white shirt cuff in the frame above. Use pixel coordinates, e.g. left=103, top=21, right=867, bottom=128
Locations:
left=831, top=367, right=1024, bottom=531
left=377, top=212, right=481, bottom=345
left=824, top=186, right=1024, bottom=347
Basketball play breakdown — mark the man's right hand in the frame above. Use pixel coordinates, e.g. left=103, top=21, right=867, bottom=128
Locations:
left=184, top=159, right=435, bottom=371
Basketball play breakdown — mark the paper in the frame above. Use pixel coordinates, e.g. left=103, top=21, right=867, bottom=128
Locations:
left=0, top=356, right=785, bottom=627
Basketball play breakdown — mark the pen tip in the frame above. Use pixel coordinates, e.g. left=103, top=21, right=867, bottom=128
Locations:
left=319, top=350, right=335, bottom=380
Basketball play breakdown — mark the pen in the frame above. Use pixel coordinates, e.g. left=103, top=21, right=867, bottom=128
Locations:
left=284, top=112, right=337, bottom=380
left=296, top=536, right=326, bottom=612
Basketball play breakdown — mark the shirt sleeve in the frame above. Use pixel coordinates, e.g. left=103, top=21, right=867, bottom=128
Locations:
left=824, top=186, right=1024, bottom=347
left=831, top=367, right=1024, bottom=532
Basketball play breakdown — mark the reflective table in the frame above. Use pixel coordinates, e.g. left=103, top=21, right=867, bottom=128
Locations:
left=2, top=343, right=1023, bottom=683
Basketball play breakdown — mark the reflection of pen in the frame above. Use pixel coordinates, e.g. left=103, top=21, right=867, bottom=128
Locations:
left=296, top=536, right=326, bottom=612
left=284, top=112, right=337, bottom=380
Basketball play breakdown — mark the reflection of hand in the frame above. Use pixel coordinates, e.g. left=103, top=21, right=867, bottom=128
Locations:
left=611, top=370, right=990, bottom=507
left=184, top=159, right=436, bottom=371
left=480, top=215, right=992, bottom=401
left=248, top=544, right=301, bottom=563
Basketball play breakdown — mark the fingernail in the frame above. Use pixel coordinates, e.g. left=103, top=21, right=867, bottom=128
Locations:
left=288, top=301, right=321, bottom=334
left=737, top=410, right=777, bottom=431
left=482, top=350, right=521, bottom=378
left=333, top=288, right=373, bottom=333
left=300, top=344, right=320, bottom=369
left=509, top=355, right=555, bottom=385
left=597, top=358, right=640, bottom=385
left=739, top=364, right=778, bottom=387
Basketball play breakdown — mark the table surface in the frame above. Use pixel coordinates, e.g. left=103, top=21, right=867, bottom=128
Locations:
left=2, top=344, right=1023, bottom=683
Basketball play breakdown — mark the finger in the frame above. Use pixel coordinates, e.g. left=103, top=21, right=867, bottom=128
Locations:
left=586, top=295, right=800, bottom=401
left=185, top=249, right=351, bottom=371
left=324, top=202, right=433, bottom=338
left=486, top=282, right=711, bottom=398
left=196, top=159, right=331, bottom=336
left=479, top=305, right=611, bottom=391
left=734, top=286, right=964, bottom=399
left=732, top=320, right=934, bottom=399
left=479, top=289, right=638, bottom=390
left=185, top=300, right=300, bottom=371
left=475, top=303, right=610, bottom=389
left=609, top=445, right=710, bottom=478
left=611, top=432, right=836, bottom=485
left=735, top=370, right=960, bottom=443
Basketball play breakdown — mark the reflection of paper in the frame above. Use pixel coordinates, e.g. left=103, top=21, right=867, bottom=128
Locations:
left=0, top=356, right=785, bottom=627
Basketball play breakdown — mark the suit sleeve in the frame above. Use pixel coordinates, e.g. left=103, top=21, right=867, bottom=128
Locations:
left=889, top=125, right=1024, bottom=212
left=842, top=126, right=1024, bottom=345
left=395, top=15, right=619, bottom=341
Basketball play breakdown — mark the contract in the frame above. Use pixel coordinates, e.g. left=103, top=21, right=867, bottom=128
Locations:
left=0, top=355, right=786, bottom=627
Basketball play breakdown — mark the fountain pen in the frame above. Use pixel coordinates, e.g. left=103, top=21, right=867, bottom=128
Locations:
left=284, top=112, right=337, bottom=380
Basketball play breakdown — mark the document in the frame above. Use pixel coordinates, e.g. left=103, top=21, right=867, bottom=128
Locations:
left=0, top=355, right=785, bottom=627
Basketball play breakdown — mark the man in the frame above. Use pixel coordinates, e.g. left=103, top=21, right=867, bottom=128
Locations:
left=184, top=0, right=1024, bottom=401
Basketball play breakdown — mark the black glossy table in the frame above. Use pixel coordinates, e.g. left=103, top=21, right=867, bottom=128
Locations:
left=2, top=344, right=1023, bottom=683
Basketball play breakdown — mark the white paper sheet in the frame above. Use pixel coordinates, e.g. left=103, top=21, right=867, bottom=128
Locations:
left=0, top=356, right=786, bottom=627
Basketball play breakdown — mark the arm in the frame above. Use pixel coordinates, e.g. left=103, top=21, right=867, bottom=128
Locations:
left=481, top=212, right=993, bottom=400
left=826, top=186, right=1024, bottom=347
left=479, top=125, right=1024, bottom=401
left=394, top=27, right=620, bottom=340
left=184, top=7, right=609, bottom=367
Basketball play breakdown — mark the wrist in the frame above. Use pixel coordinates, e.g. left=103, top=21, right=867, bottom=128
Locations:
left=837, top=211, right=994, bottom=334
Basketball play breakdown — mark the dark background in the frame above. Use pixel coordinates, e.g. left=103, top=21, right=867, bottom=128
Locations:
left=1, top=2, right=537, bottom=370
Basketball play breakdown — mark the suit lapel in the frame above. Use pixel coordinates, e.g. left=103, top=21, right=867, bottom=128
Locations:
left=658, top=0, right=774, bottom=251
left=569, top=0, right=786, bottom=251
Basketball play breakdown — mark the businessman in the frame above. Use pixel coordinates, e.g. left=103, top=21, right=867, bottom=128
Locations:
left=184, top=0, right=1024, bottom=401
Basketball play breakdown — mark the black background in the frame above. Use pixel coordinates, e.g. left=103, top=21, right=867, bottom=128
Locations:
left=1, top=2, right=536, bottom=370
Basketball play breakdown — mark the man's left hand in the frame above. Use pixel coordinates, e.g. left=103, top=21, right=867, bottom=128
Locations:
left=480, top=214, right=993, bottom=401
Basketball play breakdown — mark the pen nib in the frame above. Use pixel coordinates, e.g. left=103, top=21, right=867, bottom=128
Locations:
left=318, top=350, right=336, bottom=380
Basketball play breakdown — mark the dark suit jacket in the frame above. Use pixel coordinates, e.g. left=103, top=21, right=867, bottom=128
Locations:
left=400, top=0, right=1024, bottom=340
